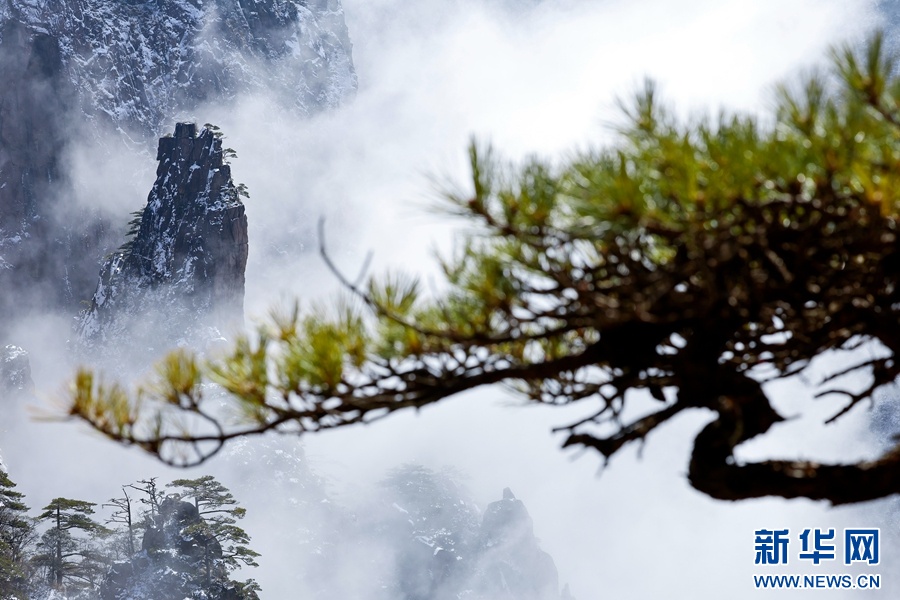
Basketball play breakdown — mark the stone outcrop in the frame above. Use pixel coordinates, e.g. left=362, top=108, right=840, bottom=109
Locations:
left=141, top=497, right=223, bottom=569
left=475, top=488, right=562, bottom=600
left=78, top=123, right=248, bottom=351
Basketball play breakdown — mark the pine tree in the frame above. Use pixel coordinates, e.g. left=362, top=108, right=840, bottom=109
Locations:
left=35, top=498, right=110, bottom=591
left=126, top=477, right=162, bottom=518
left=0, top=470, right=34, bottom=599
left=70, top=33, right=900, bottom=505
left=166, top=476, right=259, bottom=583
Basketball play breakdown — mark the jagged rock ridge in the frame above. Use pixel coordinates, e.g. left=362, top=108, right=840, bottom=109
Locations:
left=78, top=123, right=248, bottom=350
left=477, top=487, right=561, bottom=600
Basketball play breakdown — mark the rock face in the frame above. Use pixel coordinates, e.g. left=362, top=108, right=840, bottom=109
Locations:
left=226, top=459, right=575, bottom=600
left=222, top=437, right=351, bottom=599
left=78, top=123, right=248, bottom=350
left=0, top=345, right=32, bottom=393
left=0, top=17, right=79, bottom=317
left=0, top=0, right=355, bottom=326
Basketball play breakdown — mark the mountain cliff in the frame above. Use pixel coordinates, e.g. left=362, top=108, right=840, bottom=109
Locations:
left=78, top=122, right=248, bottom=351
left=0, top=0, right=355, bottom=326
left=0, top=0, right=355, bottom=132
left=475, top=487, right=562, bottom=600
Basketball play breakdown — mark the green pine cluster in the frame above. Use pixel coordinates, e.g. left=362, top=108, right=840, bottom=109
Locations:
left=70, top=34, right=900, bottom=503
left=0, top=471, right=33, bottom=599
left=0, top=471, right=259, bottom=599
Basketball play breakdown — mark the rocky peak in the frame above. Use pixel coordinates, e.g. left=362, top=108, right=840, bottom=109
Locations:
left=476, top=488, right=565, bottom=600
left=141, top=122, right=248, bottom=317
left=482, top=486, right=534, bottom=547
left=78, top=122, right=248, bottom=351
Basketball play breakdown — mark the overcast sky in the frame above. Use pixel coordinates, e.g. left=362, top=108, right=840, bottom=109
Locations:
left=6, top=0, right=897, bottom=598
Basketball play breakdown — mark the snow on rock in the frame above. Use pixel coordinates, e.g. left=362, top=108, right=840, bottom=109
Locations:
left=0, top=344, right=32, bottom=393
left=367, top=466, right=571, bottom=600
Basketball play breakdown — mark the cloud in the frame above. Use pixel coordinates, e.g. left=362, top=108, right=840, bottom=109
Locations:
left=7, top=0, right=892, bottom=598
left=218, top=0, right=884, bottom=597
left=209, top=0, right=882, bottom=313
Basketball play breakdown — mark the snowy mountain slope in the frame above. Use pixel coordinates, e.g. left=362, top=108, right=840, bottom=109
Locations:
left=0, top=0, right=355, bottom=326
left=0, top=0, right=355, bottom=132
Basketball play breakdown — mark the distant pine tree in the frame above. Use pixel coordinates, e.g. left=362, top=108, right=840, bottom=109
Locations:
left=167, top=476, right=260, bottom=589
left=0, top=470, right=34, bottom=599
left=34, top=498, right=110, bottom=594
